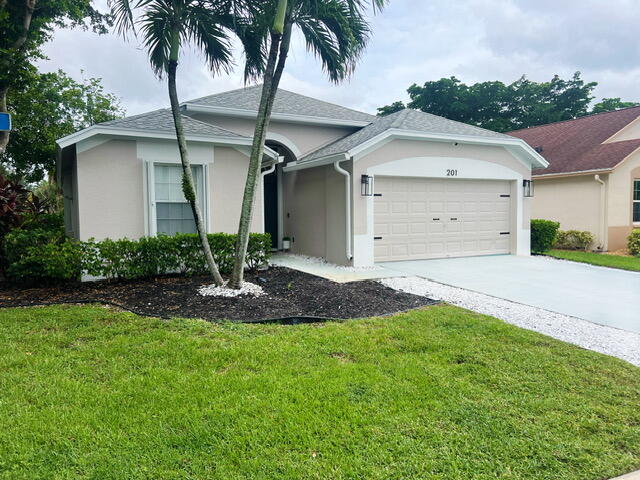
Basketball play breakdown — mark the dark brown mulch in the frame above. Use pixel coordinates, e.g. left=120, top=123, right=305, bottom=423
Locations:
left=0, top=267, right=437, bottom=323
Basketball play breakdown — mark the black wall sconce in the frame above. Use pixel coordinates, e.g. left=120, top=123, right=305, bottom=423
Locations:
left=361, top=174, right=374, bottom=196
left=523, top=179, right=534, bottom=197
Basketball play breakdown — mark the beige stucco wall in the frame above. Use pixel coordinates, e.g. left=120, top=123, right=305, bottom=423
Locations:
left=532, top=174, right=605, bottom=248
left=604, top=117, right=640, bottom=143
left=190, top=113, right=358, bottom=157
left=210, top=146, right=262, bottom=233
left=76, top=139, right=145, bottom=241
left=74, top=139, right=262, bottom=242
left=607, top=150, right=640, bottom=250
left=282, top=164, right=348, bottom=264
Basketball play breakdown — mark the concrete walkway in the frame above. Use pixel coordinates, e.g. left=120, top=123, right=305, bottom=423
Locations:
left=381, top=255, right=640, bottom=334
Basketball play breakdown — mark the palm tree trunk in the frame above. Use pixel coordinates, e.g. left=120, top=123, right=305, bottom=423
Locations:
left=167, top=35, right=224, bottom=286
left=229, top=19, right=292, bottom=289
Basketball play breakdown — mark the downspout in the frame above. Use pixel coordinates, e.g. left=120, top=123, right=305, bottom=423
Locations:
left=334, top=158, right=353, bottom=260
left=594, top=174, right=606, bottom=251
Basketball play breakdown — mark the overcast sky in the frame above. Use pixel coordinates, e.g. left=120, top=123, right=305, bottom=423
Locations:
left=38, top=0, right=640, bottom=117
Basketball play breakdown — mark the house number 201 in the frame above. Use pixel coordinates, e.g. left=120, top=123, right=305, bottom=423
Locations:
left=446, top=169, right=458, bottom=176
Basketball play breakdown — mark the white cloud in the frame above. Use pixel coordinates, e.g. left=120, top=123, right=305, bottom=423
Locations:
left=37, top=0, right=640, bottom=117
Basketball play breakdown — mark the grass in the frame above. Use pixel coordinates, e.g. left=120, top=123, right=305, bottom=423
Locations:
left=548, top=249, right=640, bottom=272
left=0, top=305, right=639, bottom=480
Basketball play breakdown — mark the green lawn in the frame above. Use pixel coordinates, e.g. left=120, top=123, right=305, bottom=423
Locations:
left=1, top=305, right=639, bottom=480
left=548, top=249, right=640, bottom=272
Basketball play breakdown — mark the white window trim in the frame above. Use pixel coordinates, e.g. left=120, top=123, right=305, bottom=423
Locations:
left=147, top=161, right=208, bottom=236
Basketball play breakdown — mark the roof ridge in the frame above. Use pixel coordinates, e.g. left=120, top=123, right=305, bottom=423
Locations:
left=183, top=84, right=260, bottom=105
left=508, top=105, right=640, bottom=133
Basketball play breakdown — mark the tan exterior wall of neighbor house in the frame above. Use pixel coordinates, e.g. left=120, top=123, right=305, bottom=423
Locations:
left=606, top=150, right=640, bottom=250
left=532, top=175, right=606, bottom=248
left=190, top=113, right=358, bottom=156
left=210, top=147, right=263, bottom=233
left=604, top=116, right=640, bottom=143
left=76, top=139, right=145, bottom=241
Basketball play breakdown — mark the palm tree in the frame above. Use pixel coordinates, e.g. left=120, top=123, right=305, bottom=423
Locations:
left=109, top=0, right=237, bottom=286
left=228, top=0, right=387, bottom=288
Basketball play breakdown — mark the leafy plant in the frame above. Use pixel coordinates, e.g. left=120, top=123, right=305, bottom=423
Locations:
left=554, top=230, right=595, bottom=251
left=531, top=219, right=560, bottom=254
left=628, top=229, right=640, bottom=257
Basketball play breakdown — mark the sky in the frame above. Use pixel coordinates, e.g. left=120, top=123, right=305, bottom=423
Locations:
left=38, top=0, right=640, bottom=117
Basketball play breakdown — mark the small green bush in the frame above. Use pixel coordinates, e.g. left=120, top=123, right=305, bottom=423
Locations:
left=4, top=219, right=81, bottom=284
left=628, top=229, right=640, bottom=257
left=5, top=231, right=271, bottom=284
left=531, top=219, right=560, bottom=254
left=554, top=230, right=595, bottom=251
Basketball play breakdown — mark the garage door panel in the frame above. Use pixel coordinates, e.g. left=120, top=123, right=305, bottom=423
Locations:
left=374, top=176, right=511, bottom=262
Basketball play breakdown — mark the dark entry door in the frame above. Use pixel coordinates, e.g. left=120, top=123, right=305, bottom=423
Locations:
left=263, top=169, right=278, bottom=248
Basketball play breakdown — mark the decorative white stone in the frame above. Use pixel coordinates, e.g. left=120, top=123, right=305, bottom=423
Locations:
left=198, top=282, right=265, bottom=298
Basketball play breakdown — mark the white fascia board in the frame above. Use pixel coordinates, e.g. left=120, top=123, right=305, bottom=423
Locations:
left=533, top=168, right=613, bottom=179
left=182, top=103, right=372, bottom=128
left=282, top=153, right=348, bottom=172
left=57, top=125, right=278, bottom=159
left=295, top=129, right=549, bottom=171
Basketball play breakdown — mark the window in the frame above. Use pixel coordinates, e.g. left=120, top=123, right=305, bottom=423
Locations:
left=634, top=179, right=640, bottom=223
left=154, top=164, right=204, bottom=235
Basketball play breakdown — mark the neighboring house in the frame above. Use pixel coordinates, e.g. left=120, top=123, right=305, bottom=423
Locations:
left=508, top=106, right=640, bottom=252
left=56, top=86, right=546, bottom=267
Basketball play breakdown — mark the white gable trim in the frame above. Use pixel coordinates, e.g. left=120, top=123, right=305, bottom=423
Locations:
left=57, top=125, right=279, bottom=159
left=293, top=129, right=548, bottom=171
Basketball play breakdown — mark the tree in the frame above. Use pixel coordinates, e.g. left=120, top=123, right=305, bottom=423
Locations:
left=376, top=100, right=405, bottom=116
left=377, top=73, right=601, bottom=132
left=0, top=0, right=109, bottom=154
left=109, top=0, right=242, bottom=287
left=0, top=69, right=123, bottom=183
left=592, top=97, right=639, bottom=114
left=228, top=0, right=387, bottom=289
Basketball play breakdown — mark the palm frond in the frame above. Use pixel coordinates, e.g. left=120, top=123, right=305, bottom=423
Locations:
left=138, top=0, right=175, bottom=77
left=183, top=3, right=234, bottom=75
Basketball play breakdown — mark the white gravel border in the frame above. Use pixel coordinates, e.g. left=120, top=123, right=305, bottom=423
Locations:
left=381, top=276, right=640, bottom=367
left=198, top=282, right=265, bottom=298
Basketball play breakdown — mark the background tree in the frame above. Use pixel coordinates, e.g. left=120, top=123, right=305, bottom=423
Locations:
left=229, top=0, right=387, bottom=288
left=110, top=0, right=244, bottom=287
left=376, top=100, right=405, bottom=116
left=377, top=73, right=636, bottom=132
left=592, top=97, right=639, bottom=114
left=0, top=0, right=109, bottom=154
left=0, top=69, right=123, bottom=183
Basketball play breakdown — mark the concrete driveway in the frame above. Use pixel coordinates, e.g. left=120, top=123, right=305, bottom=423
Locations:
left=381, top=255, right=640, bottom=334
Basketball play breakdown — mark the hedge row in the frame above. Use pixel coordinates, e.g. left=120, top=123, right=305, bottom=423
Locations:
left=554, top=230, right=594, bottom=251
left=4, top=228, right=271, bottom=284
left=629, top=229, right=640, bottom=257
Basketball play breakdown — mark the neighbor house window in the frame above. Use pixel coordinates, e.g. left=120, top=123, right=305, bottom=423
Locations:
left=154, top=164, right=204, bottom=235
left=634, top=179, right=640, bottom=223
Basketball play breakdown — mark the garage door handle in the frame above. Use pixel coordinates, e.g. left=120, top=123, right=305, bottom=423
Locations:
left=500, top=232, right=510, bottom=235
left=450, top=217, right=458, bottom=221
left=432, top=218, right=440, bottom=221
left=374, top=236, right=383, bottom=240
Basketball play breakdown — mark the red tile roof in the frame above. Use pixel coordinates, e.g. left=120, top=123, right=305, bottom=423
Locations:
left=508, top=106, right=640, bottom=176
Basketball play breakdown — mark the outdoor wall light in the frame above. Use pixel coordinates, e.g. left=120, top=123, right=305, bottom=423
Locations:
left=523, top=179, right=534, bottom=197
left=361, top=174, right=374, bottom=196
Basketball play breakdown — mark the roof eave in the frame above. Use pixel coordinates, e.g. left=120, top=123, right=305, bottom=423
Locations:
left=296, top=128, right=549, bottom=170
left=533, top=168, right=614, bottom=179
left=182, top=103, right=372, bottom=128
left=56, top=125, right=279, bottom=159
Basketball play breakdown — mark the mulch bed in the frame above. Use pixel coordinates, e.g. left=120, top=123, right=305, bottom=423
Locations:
left=0, top=267, right=437, bottom=323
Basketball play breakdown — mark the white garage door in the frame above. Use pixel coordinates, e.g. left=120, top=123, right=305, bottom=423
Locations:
left=374, top=176, right=512, bottom=262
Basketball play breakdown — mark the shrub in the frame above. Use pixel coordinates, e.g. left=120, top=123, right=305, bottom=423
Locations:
left=554, top=230, right=595, bottom=251
left=531, top=219, right=560, bottom=254
left=6, top=232, right=271, bottom=284
left=628, top=229, right=640, bottom=257
left=4, top=219, right=81, bottom=284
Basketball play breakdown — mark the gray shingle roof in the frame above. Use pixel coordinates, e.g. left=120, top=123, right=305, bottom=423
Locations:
left=300, top=108, right=514, bottom=162
left=186, top=85, right=376, bottom=123
left=99, top=109, right=247, bottom=138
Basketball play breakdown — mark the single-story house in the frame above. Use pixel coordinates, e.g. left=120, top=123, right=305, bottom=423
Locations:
left=56, top=86, right=547, bottom=267
left=508, top=106, right=640, bottom=251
